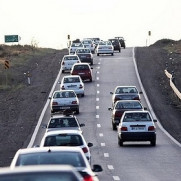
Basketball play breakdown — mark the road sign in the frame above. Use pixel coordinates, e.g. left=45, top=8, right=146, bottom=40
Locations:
left=4, top=60, right=10, bottom=69
left=5, top=35, right=19, bottom=43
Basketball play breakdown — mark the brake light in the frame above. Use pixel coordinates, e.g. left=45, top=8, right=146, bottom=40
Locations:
left=148, top=126, right=155, bottom=131
left=61, top=85, right=65, bottom=90
left=52, top=102, right=58, bottom=105
left=83, top=175, right=94, bottom=181
left=62, top=61, right=65, bottom=65
left=82, top=147, right=88, bottom=153
left=121, top=126, right=128, bottom=131
left=72, top=101, right=77, bottom=104
left=79, top=84, right=83, bottom=89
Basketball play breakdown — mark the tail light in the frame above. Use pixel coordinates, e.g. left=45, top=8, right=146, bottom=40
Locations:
left=148, top=126, right=155, bottom=131
left=83, top=175, right=94, bottom=181
left=72, top=101, right=77, bottom=104
left=52, top=102, right=58, bottom=105
left=61, top=85, right=65, bottom=90
left=62, top=61, right=65, bottom=65
left=121, top=126, right=128, bottom=131
left=79, top=84, right=83, bottom=89
left=82, top=147, right=88, bottom=153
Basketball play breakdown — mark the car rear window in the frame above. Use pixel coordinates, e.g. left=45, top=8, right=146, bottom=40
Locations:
left=115, top=87, right=138, bottom=94
left=64, top=56, right=78, bottom=60
left=64, top=77, right=80, bottom=83
left=73, top=65, right=89, bottom=70
left=16, top=152, right=86, bottom=167
left=53, top=91, right=76, bottom=98
left=44, top=135, right=83, bottom=146
left=48, top=118, right=79, bottom=128
left=76, top=49, right=90, bottom=53
left=116, top=102, right=142, bottom=109
left=123, top=113, right=152, bottom=122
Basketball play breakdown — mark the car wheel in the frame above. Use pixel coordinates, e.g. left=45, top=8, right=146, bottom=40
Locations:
left=97, top=53, right=99, bottom=56
left=118, top=137, right=123, bottom=146
left=76, top=108, right=79, bottom=114
left=112, top=53, right=114, bottom=56
left=119, top=49, right=121, bottom=52
left=90, top=61, right=93, bottom=65
left=81, top=93, right=84, bottom=97
left=112, top=122, right=117, bottom=130
left=90, top=78, right=92, bottom=82
left=150, top=139, right=156, bottom=146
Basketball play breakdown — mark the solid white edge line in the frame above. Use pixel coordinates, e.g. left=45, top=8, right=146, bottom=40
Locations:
left=133, top=47, right=181, bottom=147
left=27, top=68, right=62, bottom=148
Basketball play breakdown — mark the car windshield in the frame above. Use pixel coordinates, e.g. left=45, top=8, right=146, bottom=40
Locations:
left=0, top=172, right=79, bottom=181
left=115, top=87, right=138, bottom=94
left=53, top=91, right=76, bottom=98
left=71, top=43, right=82, bottom=47
left=73, top=65, right=89, bottom=70
left=48, top=118, right=79, bottom=128
left=16, top=152, right=86, bottom=167
left=44, top=135, right=83, bottom=146
left=64, top=77, right=80, bottom=83
left=64, top=56, right=78, bottom=60
left=76, top=49, right=90, bottom=53
left=123, top=112, right=152, bottom=122
left=115, top=102, right=142, bottom=109
left=82, top=41, right=91, bottom=44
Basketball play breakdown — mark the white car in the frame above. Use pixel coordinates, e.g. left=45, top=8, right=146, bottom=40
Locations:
left=69, top=43, right=84, bottom=54
left=40, top=130, right=93, bottom=162
left=60, top=75, right=85, bottom=97
left=61, top=55, right=81, bottom=73
left=117, top=110, right=157, bottom=146
left=10, top=147, right=103, bottom=181
left=81, top=39, right=95, bottom=53
left=45, top=112, right=85, bottom=133
left=96, top=41, right=114, bottom=56
left=50, top=90, right=79, bottom=114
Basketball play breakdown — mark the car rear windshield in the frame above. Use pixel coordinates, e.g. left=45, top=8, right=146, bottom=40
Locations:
left=115, top=102, right=142, bottom=109
left=53, top=91, right=76, bottom=98
left=76, top=49, right=90, bottom=53
left=48, top=118, right=79, bottom=128
left=16, top=152, right=86, bottom=167
left=64, top=77, right=80, bottom=83
left=73, top=65, right=89, bottom=70
left=115, top=87, right=138, bottom=94
left=123, top=113, right=152, bottom=122
left=64, top=56, right=78, bottom=60
left=44, top=134, right=83, bottom=146
left=82, top=41, right=91, bottom=44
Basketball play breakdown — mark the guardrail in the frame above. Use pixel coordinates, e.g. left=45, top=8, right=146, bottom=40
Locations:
left=164, top=69, right=181, bottom=100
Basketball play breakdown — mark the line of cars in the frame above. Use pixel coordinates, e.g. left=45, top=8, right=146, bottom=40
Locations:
left=108, top=86, right=157, bottom=146
left=1, top=45, right=102, bottom=181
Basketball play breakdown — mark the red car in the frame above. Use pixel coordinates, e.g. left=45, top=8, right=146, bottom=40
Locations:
left=71, top=63, right=93, bottom=82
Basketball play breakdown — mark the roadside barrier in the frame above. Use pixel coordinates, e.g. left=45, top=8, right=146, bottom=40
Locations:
left=164, top=69, right=181, bottom=100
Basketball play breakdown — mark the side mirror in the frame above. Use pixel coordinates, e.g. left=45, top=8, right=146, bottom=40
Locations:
left=153, top=119, right=157, bottom=122
left=92, top=164, right=103, bottom=172
left=110, top=92, right=113, bottom=95
left=139, top=91, right=143, bottom=94
left=91, top=67, right=93, bottom=69
left=143, top=107, right=147, bottom=110
left=48, top=97, right=52, bottom=99
left=108, top=108, right=112, bottom=111
left=88, top=142, right=93, bottom=147
left=80, top=123, right=85, bottom=127
left=42, top=124, right=47, bottom=129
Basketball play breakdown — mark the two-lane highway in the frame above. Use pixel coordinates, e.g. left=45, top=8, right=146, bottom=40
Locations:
left=29, top=48, right=181, bottom=181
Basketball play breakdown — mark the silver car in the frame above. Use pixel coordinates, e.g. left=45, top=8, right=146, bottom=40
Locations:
left=96, top=41, right=114, bottom=56
left=60, top=75, right=85, bottom=97
left=69, top=43, right=84, bottom=54
left=50, top=90, right=79, bottom=114
left=61, top=55, right=81, bottom=73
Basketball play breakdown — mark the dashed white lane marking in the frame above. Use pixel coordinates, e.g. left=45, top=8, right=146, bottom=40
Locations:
left=97, top=90, right=100, bottom=94
left=99, top=133, right=103, bottom=137
left=96, top=98, right=99, bottom=101
left=97, top=84, right=100, bottom=87
left=96, top=115, right=99, bottom=119
left=104, top=153, right=109, bottom=157
left=96, top=106, right=99, bottom=109
left=101, top=143, right=105, bottom=146
left=113, top=176, right=120, bottom=180
left=97, top=66, right=100, bottom=69
left=98, top=62, right=101, bottom=64
left=97, top=77, right=99, bottom=80
left=97, top=124, right=101, bottom=128
left=108, top=165, right=114, bottom=170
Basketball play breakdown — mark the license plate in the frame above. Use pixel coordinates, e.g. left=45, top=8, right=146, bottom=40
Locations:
left=131, top=127, right=145, bottom=130
left=60, top=107, right=70, bottom=109
left=79, top=73, right=85, bottom=75
left=81, top=55, right=86, bottom=58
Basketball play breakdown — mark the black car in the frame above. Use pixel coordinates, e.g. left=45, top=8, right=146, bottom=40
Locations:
left=108, top=39, right=121, bottom=52
left=115, top=37, right=126, bottom=49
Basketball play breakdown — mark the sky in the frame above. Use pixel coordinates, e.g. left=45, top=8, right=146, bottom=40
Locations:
left=0, top=0, right=181, bottom=49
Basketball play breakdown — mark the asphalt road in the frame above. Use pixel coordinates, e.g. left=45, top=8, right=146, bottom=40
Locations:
left=30, top=48, right=181, bottom=181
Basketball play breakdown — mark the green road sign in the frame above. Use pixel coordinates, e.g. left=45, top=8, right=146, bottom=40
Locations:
left=5, top=35, right=19, bottom=43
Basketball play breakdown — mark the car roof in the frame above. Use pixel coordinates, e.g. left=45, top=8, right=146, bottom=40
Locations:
left=124, top=110, right=149, bottom=114
left=73, top=62, right=90, bottom=66
left=62, top=75, right=81, bottom=79
left=115, top=85, right=137, bottom=88
left=53, top=90, right=76, bottom=93
left=44, top=130, right=82, bottom=136
left=115, top=100, right=141, bottom=103
left=64, top=55, right=78, bottom=57
left=15, top=146, right=83, bottom=154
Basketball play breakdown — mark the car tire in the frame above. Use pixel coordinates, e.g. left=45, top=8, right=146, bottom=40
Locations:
left=118, top=137, right=123, bottom=146
left=112, top=53, right=114, bottom=56
left=112, top=122, right=117, bottom=130
left=76, top=108, right=79, bottom=114
left=119, top=49, right=121, bottom=52
left=90, top=78, right=92, bottom=82
left=150, top=140, right=156, bottom=146
left=81, top=93, right=84, bottom=97
left=90, top=61, right=93, bottom=65
left=97, top=53, right=99, bottom=56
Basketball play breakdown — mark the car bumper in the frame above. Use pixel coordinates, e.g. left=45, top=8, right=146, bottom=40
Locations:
left=97, top=50, right=114, bottom=54
left=118, top=132, right=156, bottom=141
left=52, top=105, right=79, bottom=113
